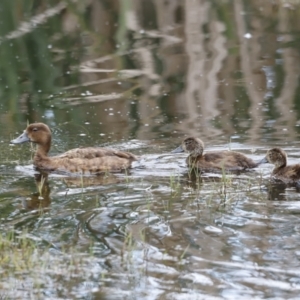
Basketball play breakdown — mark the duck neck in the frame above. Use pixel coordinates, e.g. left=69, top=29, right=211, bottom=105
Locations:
left=278, top=160, right=286, bottom=168
left=35, top=143, right=50, bottom=158
left=273, top=161, right=286, bottom=172
left=188, top=153, right=199, bottom=164
left=190, top=149, right=202, bottom=159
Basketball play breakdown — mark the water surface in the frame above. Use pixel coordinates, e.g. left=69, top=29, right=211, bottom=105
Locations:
left=1, top=1, right=300, bottom=299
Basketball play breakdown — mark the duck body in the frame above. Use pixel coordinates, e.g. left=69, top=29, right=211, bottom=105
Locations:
left=260, top=148, right=300, bottom=184
left=10, top=123, right=138, bottom=175
left=187, top=150, right=258, bottom=172
left=172, top=137, right=259, bottom=172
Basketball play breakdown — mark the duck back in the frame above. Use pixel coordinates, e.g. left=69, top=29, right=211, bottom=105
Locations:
left=57, top=147, right=137, bottom=160
left=272, top=164, right=300, bottom=184
left=34, top=147, right=138, bottom=174
left=188, top=150, right=258, bottom=171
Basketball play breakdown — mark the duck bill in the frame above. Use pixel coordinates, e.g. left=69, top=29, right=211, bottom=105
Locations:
left=10, top=132, right=30, bottom=144
left=171, top=145, right=184, bottom=153
left=257, top=156, right=269, bottom=165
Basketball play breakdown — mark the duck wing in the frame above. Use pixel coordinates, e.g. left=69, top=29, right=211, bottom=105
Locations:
left=203, top=151, right=257, bottom=170
left=55, top=147, right=138, bottom=160
left=34, top=147, right=138, bottom=174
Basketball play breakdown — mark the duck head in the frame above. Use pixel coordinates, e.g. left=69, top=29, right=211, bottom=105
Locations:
left=10, top=123, right=52, bottom=154
left=172, top=137, right=204, bottom=158
left=259, top=148, right=287, bottom=168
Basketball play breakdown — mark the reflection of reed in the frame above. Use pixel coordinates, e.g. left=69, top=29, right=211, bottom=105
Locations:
left=274, top=6, right=299, bottom=139
left=177, top=0, right=228, bottom=138
left=3, top=0, right=300, bottom=144
left=22, top=174, right=51, bottom=211
left=234, top=0, right=265, bottom=143
left=1, top=2, right=67, bottom=42
left=0, top=0, right=82, bottom=117
left=182, top=0, right=207, bottom=135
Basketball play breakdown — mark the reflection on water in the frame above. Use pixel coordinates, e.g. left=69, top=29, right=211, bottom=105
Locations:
left=1, top=0, right=300, bottom=298
left=21, top=173, right=51, bottom=211
left=0, top=0, right=300, bottom=144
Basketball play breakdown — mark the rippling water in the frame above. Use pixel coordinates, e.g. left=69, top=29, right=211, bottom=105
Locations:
left=3, top=141, right=300, bottom=298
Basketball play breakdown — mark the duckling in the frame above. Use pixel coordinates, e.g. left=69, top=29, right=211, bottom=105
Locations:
left=172, top=137, right=260, bottom=172
left=260, top=148, right=300, bottom=184
left=10, top=123, right=138, bottom=175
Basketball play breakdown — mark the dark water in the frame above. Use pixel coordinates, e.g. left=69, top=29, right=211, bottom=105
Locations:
left=1, top=0, right=300, bottom=299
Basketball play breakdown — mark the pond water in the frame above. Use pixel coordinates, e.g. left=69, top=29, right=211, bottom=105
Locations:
left=1, top=0, right=300, bottom=299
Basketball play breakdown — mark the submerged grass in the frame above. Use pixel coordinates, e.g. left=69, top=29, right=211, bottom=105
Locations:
left=0, top=232, right=36, bottom=272
left=0, top=230, right=105, bottom=298
left=190, top=168, right=266, bottom=212
left=169, top=172, right=181, bottom=195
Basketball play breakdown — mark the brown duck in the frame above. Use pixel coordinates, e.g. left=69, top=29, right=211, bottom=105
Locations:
left=10, top=123, right=138, bottom=175
left=172, top=137, right=260, bottom=172
left=260, top=148, right=300, bottom=184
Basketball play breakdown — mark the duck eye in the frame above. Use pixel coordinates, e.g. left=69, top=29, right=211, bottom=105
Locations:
left=32, top=128, right=38, bottom=132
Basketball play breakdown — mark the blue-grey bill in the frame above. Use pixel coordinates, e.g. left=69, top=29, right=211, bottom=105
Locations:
left=257, top=157, right=268, bottom=165
left=10, top=132, right=30, bottom=144
left=171, top=145, right=184, bottom=153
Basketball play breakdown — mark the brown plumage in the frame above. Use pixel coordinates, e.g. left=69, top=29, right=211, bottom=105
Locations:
left=10, top=123, right=138, bottom=175
left=172, top=137, right=260, bottom=172
left=260, top=148, right=300, bottom=184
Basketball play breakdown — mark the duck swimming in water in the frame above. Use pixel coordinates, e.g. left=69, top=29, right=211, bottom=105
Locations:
left=10, top=123, right=138, bottom=175
left=172, top=137, right=261, bottom=172
left=259, top=147, right=300, bottom=184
